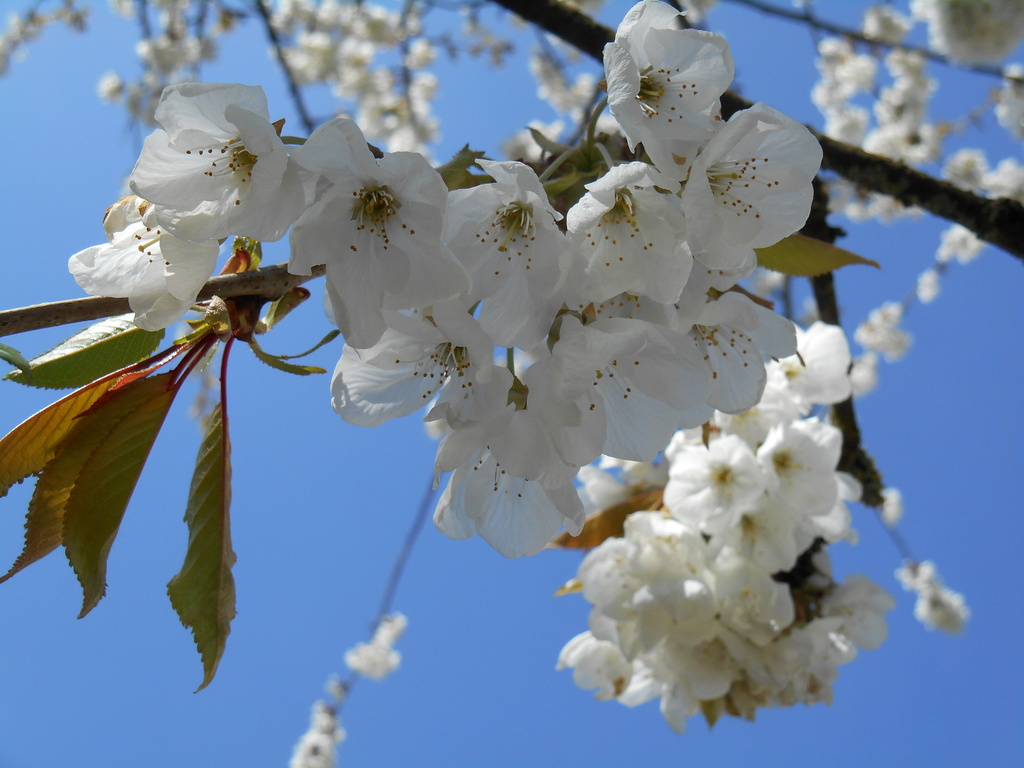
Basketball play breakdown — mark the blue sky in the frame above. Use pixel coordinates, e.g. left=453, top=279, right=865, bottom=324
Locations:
left=0, top=2, right=1022, bottom=766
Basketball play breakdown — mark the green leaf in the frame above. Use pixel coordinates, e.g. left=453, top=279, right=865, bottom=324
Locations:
left=0, top=341, right=193, bottom=501
left=755, top=234, right=880, bottom=277
left=30, top=372, right=179, bottom=616
left=0, top=342, right=32, bottom=380
left=5, top=314, right=164, bottom=389
left=0, top=376, right=122, bottom=499
left=248, top=337, right=326, bottom=375
left=167, top=404, right=235, bottom=691
left=438, top=145, right=488, bottom=191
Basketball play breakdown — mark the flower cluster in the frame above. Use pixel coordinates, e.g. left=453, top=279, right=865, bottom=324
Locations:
left=344, top=612, right=407, bottom=681
left=911, top=0, right=1024, bottom=64
left=68, top=1, right=821, bottom=558
left=558, top=321, right=896, bottom=732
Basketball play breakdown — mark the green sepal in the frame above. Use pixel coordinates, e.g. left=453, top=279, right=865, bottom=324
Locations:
left=4, top=315, right=164, bottom=389
left=248, top=337, right=326, bottom=375
left=755, top=234, right=880, bottom=277
left=167, top=403, right=236, bottom=692
left=276, top=329, right=340, bottom=360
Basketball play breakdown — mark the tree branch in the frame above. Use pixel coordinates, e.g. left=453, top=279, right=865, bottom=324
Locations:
left=252, top=0, right=317, bottom=136
left=488, top=0, right=1024, bottom=263
left=802, top=179, right=884, bottom=507
left=0, top=263, right=325, bottom=339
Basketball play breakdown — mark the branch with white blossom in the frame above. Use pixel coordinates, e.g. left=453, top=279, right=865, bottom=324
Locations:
left=0, top=263, right=325, bottom=338
left=488, top=0, right=1024, bottom=263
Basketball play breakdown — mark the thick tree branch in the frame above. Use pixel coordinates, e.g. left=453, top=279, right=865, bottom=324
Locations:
left=489, top=0, right=1024, bottom=263
left=0, top=264, right=325, bottom=338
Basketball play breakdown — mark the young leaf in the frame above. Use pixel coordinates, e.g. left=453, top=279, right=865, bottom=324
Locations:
left=23, top=372, right=179, bottom=615
left=438, top=145, right=488, bottom=191
left=755, top=234, right=880, bottom=276
left=167, top=404, right=235, bottom=692
left=4, top=314, right=164, bottom=389
left=248, top=337, right=326, bottom=375
left=547, top=488, right=664, bottom=550
left=0, top=342, right=32, bottom=380
left=0, top=342, right=192, bottom=499
left=0, top=378, right=120, bottom=499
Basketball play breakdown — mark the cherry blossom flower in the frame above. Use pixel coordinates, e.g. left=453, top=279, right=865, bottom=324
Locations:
left=130, top=83, right=308, bottom=243
left=681, top=102, right=821, bottom=255
left=604, top=2, right=734, bottom=179
left=289, top=116, right=469, bottom=349
left=566, top=162, right=692, bottom=305
left=445, top=159, right=569, bottom=350
left=68, top=195, right=219, bottom=331
left=331, top=302, right=505, bottom=428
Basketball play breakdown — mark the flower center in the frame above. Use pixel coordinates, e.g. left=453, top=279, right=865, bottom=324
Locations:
left=710, top=464, right=735, bottom=489
left=707, top=157, right=775, bottom=218
left=494, top=201, right=535, bottom=252
left=636, top=72, right=664, bottom=116
left=190, top=138, right=258, bottom=184
left=352, top=186, right=400, bottom=226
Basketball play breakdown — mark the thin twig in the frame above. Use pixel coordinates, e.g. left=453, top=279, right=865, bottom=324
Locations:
left=0, top=263, right=325, bottom=338
left=335, top=471, right=437, bottom=705
left=252, top=0, right=317, bottom=135
left=487, top=0, right=1024, bottom=263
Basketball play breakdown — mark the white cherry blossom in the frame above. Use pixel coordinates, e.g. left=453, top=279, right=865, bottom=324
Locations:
left=130, top=83, right=308, bottom=243
left=605, top=4, right=734, bottom=179
left=681, top=102, right=821, bottom=254
left=567, top=162, right=692, bottom=305
left=68, top=196, right=219, bottom=331
left=289, top=116, right=469, bottom=349
left=445, top=159, right=569, bottom=350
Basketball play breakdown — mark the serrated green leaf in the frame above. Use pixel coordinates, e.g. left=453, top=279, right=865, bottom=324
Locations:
left=5, top=315, right=165, bottom=389
left=0, top=341, right=194, bottom=501
left=0, top=371, right=122, bottom=580
left=438, top=144, right=486, bottom=173
left=167, top=404, right=235, bottom=691
left=438, top=145, right=489, bottom=191
left=755, top=234, right=880, bottom=277
left=0, top=377, right=121, bottom=499
left=29, top=372, right=180, bottom=616
left=0, top=342, right=32, bottom=380
left=248, top=337, right=326, bottom=375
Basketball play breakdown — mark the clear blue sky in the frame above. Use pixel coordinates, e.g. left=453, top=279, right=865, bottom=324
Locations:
left=1, top=2, right=1021, bottom=766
